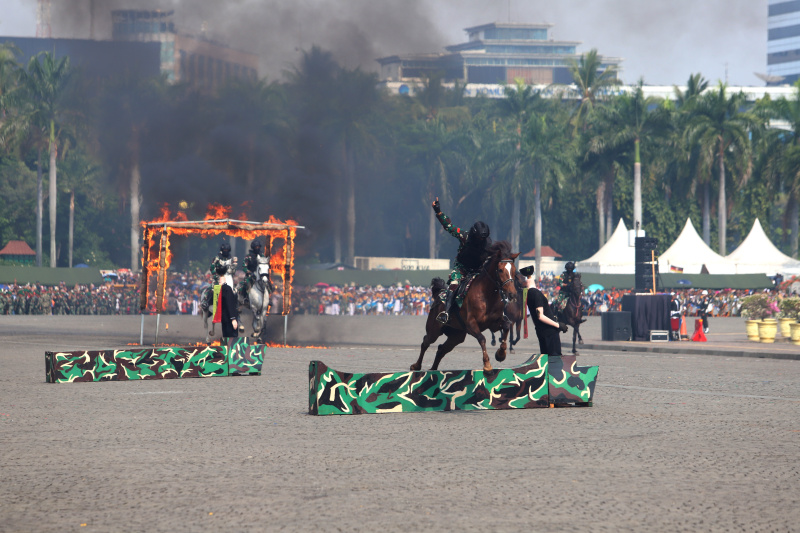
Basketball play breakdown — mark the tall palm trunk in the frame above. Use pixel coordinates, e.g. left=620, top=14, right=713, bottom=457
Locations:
left=130, top=130, right=142, bottom=272
left=605, top=171, right=614, bottom=242
left=790, top=195, right=799, bottom=258
left=333, top=171, right=342, bottom=264
left=718, top=143, right=727, bottom=255
left=511, top=195, right=520, bottom=254
left=48, top=122, right=57, bottom=268
left=633, top=138, right=642, bottom=232
left=36, top=149, right=43, bottom=267
left=345, top=143, right=356, bottom=267
left=534, top=177, right=542, bottom=285
left=68, top=190, right=74, bottom=268
left=702, top=180, right=711, bottom=245
left=596, top=181, right=606, bottom=248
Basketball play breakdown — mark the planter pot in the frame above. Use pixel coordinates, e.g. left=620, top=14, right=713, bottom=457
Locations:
left=791, top=322, right=800, bottom=346
left=745, top=319, right=760, bottom=341
left=779, top=317, right=794, bottom=338
left=758, top=318, right=778, bottom=344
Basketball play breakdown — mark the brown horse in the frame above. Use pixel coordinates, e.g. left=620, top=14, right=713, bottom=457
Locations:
left=556, top=273, right=585, bottom=354
left=411, top=241, right=520, bottom=372
left=490, top=273, right=526, bottom=352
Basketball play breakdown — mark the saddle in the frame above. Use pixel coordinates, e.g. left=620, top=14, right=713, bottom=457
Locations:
left=454, top=272, right=480, bottom=307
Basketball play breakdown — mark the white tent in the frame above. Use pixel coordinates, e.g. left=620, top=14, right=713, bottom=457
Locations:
left=725, top=218, right=800, bottom=275
left=658, top=218, right=737, bottom=274
left=578, top=219, right=636, bottom=273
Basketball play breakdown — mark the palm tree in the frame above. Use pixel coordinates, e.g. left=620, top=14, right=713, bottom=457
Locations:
left=494, top=79, right=542, bottom=253
left=20, top=52, right=72, bottom=267
left=60, top=150, right=100, bottom=267
left=686, top=83, right=755, bottom=255
left=97, top=74, right=166, bottom=272
left=485, top=103, right=574, bottom=282
left=590, top=80, right=669, bottom=233
left=567, top=48, right=620, bottom=131
left=331, top=67, right=382, bottom=266
left=757, top=81, right=800, bottom=256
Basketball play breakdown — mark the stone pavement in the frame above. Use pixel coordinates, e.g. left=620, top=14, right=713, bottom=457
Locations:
left=1, top=315, right=798, bottom=532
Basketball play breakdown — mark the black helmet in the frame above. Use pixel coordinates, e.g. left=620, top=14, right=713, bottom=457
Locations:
left=468, top=221, right=490, bottom=241
left=250, top=240, right=262, bottom=253
left=219, top=242, right=231, bottom=258
left=565, top=261, right=575, bottom=272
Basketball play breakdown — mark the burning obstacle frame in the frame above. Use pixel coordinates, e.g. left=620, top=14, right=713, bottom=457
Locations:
left=308, top=354, right=599, bottom=415
left=139, top=209, right=304, bottom=344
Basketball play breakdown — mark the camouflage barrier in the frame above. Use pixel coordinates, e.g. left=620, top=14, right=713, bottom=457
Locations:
left=309, top=354, right=599, bottom=415
left=45, top=337, right=265, bottom=383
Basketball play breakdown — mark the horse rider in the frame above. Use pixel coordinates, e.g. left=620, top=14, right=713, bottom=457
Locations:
left=432, top=197, right=492, bottom=324
left=520, top=265, right=568, bottom=356
left=203, top=242, right=237, bottom=311
left=237, top=238, right=273, bottom=306
left=553, top=261, right=584, bottom=320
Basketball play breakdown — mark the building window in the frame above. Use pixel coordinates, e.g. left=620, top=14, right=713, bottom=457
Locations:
left=484, top=27, right=548, bottom=41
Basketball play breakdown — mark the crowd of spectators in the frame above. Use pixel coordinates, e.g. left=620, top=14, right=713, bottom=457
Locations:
left=0, top=269, right=788, bottom=318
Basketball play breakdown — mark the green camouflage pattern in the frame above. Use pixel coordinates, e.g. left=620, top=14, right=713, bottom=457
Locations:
left=309, top=354, right=598, bottom=415
left=547, top=354, right=598, bottom=406
left=309, top=354, right=551, bottom=415
left=45, top=338, right=264, bottom=383
left=227, top=337, right=266, bottom=376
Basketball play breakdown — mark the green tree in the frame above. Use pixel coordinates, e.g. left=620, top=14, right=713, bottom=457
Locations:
left=686, top=83, right=755, bottom=255
left=567, top=48, right=620, bottom=131
left=590, top=80, right=670, bottom=233
left=20, top=52, right=73, bottom=267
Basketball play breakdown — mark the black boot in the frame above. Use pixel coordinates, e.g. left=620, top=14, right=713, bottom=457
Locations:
left=437, top=288, right=456, bottom=324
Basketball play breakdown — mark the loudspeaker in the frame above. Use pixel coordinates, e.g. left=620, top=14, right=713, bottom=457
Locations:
left=635, top=237, right=659, bottom=292
left=601, top=312, right=632, bottom=341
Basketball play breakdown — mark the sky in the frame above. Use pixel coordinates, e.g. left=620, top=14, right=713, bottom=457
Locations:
left=0, top=0, right=768, bottom=87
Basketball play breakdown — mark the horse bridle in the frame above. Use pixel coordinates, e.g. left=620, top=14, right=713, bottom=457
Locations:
left=482, top=257, right=517, bottom=325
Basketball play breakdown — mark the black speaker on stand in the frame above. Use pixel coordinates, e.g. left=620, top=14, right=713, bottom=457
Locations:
left=634, top=237, right=659, bottom=293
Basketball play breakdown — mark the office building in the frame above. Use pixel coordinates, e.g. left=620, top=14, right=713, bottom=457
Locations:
left=768, top=0, right=800, bottom=85
left=378, top=22, right=622, bottom=86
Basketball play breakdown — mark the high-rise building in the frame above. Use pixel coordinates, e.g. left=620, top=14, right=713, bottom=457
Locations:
left=767, top=0, right=800, bottom=85
left=112, top=9, right=258, bottom=90
left=378, top=22, right=622, bottom=86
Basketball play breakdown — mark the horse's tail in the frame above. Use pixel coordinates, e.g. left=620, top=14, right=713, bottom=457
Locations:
left=430, top=277, right=447, bottom=300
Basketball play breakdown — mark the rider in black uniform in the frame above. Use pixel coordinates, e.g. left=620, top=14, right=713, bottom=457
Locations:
left=432, top=197, right=492, bottom=324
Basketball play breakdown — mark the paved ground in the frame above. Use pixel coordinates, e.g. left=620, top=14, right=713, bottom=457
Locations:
left=1, top=315, right=799, bottom=532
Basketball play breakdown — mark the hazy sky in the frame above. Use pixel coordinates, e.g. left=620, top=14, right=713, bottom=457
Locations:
left=0, top=0, right=768, bottom=86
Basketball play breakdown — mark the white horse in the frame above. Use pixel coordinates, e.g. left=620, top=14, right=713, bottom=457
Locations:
left=243, top=255, right=272, bottom=338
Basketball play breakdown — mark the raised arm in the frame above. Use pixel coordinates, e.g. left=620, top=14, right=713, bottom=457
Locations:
left=432, top=198, right=467, bottom=243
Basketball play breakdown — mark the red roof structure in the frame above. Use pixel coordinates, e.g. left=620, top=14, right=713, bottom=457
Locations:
left=0, top=240, right=35, bottom=256
left=521, top=245, right=562, bottom=258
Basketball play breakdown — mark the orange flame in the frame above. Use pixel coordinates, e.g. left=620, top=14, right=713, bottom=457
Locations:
left=140, top=204, right=299, bottom=314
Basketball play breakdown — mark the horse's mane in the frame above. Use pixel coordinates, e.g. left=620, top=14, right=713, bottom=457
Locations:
left=486, top=240, right=513, bottom=261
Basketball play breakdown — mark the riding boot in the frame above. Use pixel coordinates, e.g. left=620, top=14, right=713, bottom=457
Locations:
left=437, top=288, right=456, bottom=324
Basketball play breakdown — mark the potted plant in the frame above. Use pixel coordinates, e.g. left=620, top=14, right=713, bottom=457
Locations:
left=740, top=293, right=778, bottom=342
left=779, top=297, right=800, bottom=344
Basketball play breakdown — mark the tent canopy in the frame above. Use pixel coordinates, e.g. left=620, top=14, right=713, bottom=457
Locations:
left=658, top=218, right=736, bottom=274
left=578, top=219, right=635, bottom=273
left=726, top=219, right=800, bottom=274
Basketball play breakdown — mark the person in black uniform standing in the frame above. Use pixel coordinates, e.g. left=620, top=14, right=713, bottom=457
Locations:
left=219, top=284, right=239, bottom=338
left=520, top=266, right=568, bottom=357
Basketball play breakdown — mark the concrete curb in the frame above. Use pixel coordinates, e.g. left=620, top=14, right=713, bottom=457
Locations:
left=577, top=342, right=800, bottom=360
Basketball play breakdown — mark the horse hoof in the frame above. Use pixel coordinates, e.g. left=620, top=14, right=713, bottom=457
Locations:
left=495, top=350, right=506, bottom=362
left=490, top=340, right=496, bottom=346
left=483, top=364, right=493, bottom=372
left=410, top=364, right=420, bottom=371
